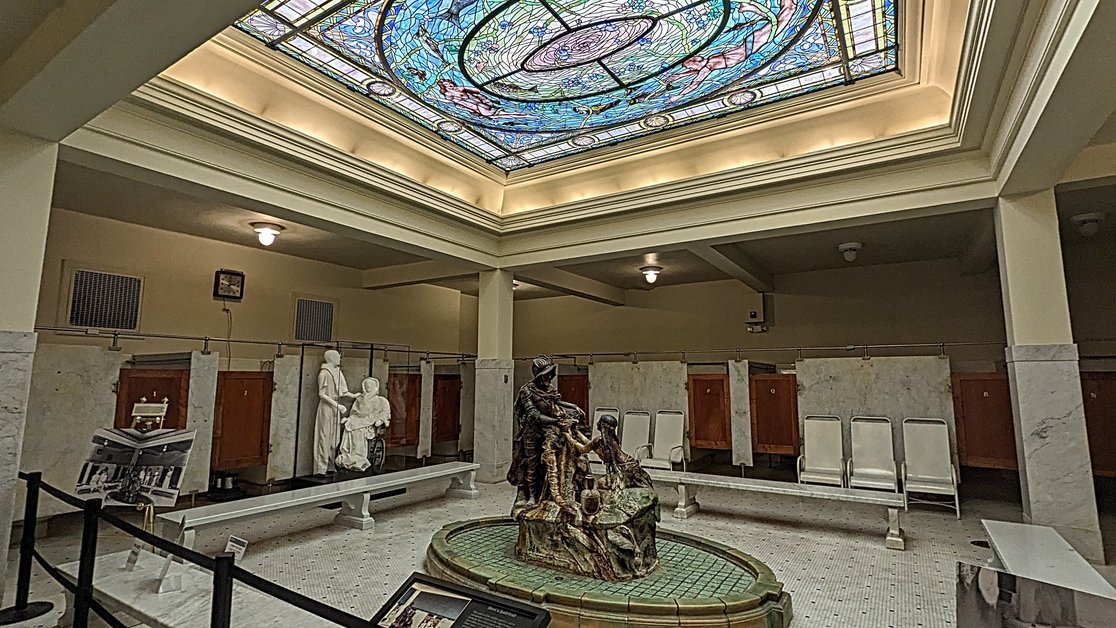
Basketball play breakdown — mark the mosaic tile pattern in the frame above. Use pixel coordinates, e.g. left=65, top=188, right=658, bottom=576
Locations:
left=446, top=522, right=758, bottom=598
left=5, top=480, right=1116, bottom=628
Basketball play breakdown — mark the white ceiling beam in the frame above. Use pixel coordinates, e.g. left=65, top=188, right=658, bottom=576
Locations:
left=362, top=260, right=479, bottom=289
left=513, top=268, right=625, bottom=306
left=0, top=0, right=259, bottom=140
left=994, top=0, right=1116, bottom=195
left=688, top=244, right=773, bottom=293
left=958, top=215, right=998, bottom=276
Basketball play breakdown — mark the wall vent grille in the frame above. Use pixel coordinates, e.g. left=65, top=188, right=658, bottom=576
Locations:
left=294, top=298, right=334, bottom=342
left=68, top=269, right=142, bottom=330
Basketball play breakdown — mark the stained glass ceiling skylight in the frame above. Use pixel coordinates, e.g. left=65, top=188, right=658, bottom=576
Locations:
left=236, top=0, right=898, bottom=172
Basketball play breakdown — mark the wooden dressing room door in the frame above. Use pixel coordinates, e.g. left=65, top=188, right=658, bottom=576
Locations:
left=952, top=374, right=1017, bottom=469
left=387, top=373, right=421, bottom=447
left=749, top=374, right=799, bottom=455
left=558, top=374, right=590, bottom=416
left=688, top=374, right=731, bottom=450
left=1082, top=372, right=1116, bottom=477
left=115, top=369, right=189, bottom=429
left=212, top=371, right=273, bottom=470
left=433, top=374, right=462, bottom=443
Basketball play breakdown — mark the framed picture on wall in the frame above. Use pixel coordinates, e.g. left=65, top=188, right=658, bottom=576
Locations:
left=213, top=269, right=245, bottom=301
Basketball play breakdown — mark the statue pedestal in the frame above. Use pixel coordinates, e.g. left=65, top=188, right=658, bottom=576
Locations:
left=514, top=487, right=659, bottom=581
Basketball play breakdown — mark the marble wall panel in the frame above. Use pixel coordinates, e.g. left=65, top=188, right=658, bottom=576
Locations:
left=1007, top=344, right=1103, bottom=562
left=728, top=360, right=753, bottom=467
left=588, top=361, right=688, bottom=444
left=417, top=360, right=434, bottom=458
left=262, top=355, right=300, bottom=483
left=18, top=343, right=128, bottom=518
left=459, top=361, right=476, bottom=452
left=795, top=356, right=956, bottom=465
left=181, top=351, right=219, bottom=495
left=474, top=359, right=514, bottom=483
left=0, top=331, right=38, bottom=574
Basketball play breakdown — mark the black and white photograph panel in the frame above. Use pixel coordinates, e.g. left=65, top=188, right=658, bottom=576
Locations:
left=75, top=428, right=195, bottom=507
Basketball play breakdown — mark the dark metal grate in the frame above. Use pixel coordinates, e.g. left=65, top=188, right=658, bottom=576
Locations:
left=294, top=298, right=334, bottom=341
left=68, top=269, right=142, bottom=330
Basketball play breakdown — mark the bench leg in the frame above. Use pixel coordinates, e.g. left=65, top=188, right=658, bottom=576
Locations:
left=335, top=493, right=376, bottom=531
left=673, top=483, right=700, bottom=519
left=885, top=507, right=905, bottom=550
left=446, top=470, right=480, bottom=500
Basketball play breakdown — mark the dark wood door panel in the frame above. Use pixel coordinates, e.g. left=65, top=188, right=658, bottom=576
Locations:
left=387, top=373, right=421, bottom=447
left=953, top=374, right=1017, bottom=470
left=558, top=374, right=590, bottom=416
left=212, top=371, right=273, bottom=471
left=433, top=374, right=462, bottom=443
left=115, top=369, right=189, bottom=429
left=689, top=374, right=731, bottom=450
left=1082, top=372, right=1116, bottom=477
left=750, top=374, right=798, bottom=455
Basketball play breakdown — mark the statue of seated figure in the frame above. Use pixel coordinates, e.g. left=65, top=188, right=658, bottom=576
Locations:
left=335, top=377, right=390, bottom=472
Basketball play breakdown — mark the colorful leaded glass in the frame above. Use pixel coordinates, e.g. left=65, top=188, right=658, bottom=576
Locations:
left=235, top=0, right=899, bottom=171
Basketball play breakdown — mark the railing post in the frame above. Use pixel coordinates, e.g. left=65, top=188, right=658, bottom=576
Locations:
left=72, top=498, right=102, bottom=628
left=211, top=552, right=235, bottom=628
left=0, top=473, right=54, bottom=625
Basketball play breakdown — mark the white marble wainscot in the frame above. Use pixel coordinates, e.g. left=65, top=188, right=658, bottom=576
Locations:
left=260, top=354, right=300, bottom=483
left=728, top=360, right=753, bottom=467
left=18, top=344, right=128, bottom=518
left=180, top=351, right=219, bottom=496
left=0, top=331, right=37, bottom=598
left=588, top=361, right=689, bottom=444
left=371, top=358, right=389, bottom=393
left=458, top=361, right=476, bottom=452
left=1006, top=344, right=1104, bottom=562
left=473, top=359, right=514, bottom=483
left=295, top=348, right=326, bottom=477
left=795, top=356, right=957, bottom=465
left=417, top=359, right=434, bottom=458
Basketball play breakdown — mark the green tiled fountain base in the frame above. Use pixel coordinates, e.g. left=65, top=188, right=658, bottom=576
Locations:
left=426, top=518, right=792, bottom=627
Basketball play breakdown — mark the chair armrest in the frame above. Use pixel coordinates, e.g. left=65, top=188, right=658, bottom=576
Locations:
left=900, top=461, right=907, bottom=481
left=952, top=464, right=959, bottom=485
left=796, top=454, right=804, bottom=483
left=670, top=445, right=686, bottom=471
left=634, top=444, right=651, bottom=460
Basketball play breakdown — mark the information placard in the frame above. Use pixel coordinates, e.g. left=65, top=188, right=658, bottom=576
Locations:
left=370, top=573, right=549, bottom=628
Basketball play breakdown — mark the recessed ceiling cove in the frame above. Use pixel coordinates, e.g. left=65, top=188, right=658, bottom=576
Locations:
left=236, top=0, right=898, bottom=171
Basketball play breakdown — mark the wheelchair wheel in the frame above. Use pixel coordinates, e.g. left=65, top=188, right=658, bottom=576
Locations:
left=369, top=438, right=386, bottom=473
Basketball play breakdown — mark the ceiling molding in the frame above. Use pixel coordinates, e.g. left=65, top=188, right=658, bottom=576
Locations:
left=513, top=268, right=626, bottom=306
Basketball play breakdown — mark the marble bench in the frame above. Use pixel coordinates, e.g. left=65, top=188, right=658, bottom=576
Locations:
left=982, top=519, right=1116, bottom=598
left=157, top=462, right=480, bottom=549
left=646, top=469, right=906, bottom=550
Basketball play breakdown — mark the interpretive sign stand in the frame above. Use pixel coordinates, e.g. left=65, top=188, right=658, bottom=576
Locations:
left=370, top=573, right=550, bottom=628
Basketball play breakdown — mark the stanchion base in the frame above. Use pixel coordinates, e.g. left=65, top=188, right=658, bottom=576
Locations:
left=0, top=601, right=55, bottom=624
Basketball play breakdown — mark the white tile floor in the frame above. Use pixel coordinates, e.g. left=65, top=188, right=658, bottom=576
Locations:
left=4, top=481, right=1114, bottom=628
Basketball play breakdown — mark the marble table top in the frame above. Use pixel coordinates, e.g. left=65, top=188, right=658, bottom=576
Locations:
left=982, top=519, right=1116, bottom=599
left=648, top=469, right=904, bottom=506
left=158, top=461, right=478, bottom=528
left=58, top=550, right=340, bottom=627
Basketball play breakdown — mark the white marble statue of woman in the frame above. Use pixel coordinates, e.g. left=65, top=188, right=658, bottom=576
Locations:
left=335, top=377, right=391, bottom=471
left=314, top=349, right=356, bottom=475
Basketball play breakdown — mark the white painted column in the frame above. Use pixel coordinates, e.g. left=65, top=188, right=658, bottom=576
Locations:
left=0, top=130, right=57, bottom=597
left=995, top=190, right=1103, bottom=562
left=473, top=270, right=515, bottom=483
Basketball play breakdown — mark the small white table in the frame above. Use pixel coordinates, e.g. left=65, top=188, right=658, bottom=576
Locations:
left=982, top=519, right=1116, bottom=599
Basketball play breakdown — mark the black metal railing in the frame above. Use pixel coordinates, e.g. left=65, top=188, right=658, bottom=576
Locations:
left=2, top=471, right=371, bottom=628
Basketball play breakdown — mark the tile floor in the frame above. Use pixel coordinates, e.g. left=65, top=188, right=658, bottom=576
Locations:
left=4, top=481, right=1115, bottom=628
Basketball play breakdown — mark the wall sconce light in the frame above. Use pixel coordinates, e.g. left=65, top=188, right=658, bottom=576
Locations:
left=251, top=222, right=284, bottom=246
left=640, top=265, right=663, bottom=284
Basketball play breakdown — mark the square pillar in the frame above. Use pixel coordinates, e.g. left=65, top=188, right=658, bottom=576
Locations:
left=995, top=191, right=1103, bottom=562
left=0, top=130, right=57, bottom=597
left=473, top=270, right=514, bottom=483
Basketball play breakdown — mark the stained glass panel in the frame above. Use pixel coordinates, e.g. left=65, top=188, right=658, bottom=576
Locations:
left=235, top=0, right=899, bottom=171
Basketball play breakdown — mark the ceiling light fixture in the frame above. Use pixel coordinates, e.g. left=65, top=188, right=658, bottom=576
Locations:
left=838, top=242, right=862, bottom=263
left=640, top=265, right=663, bottom=284
left=251, top=222, right=284, bottom=246
left=512, top=281, right=520, bottom=290
left=1071, top=212, right=1104, bottom=237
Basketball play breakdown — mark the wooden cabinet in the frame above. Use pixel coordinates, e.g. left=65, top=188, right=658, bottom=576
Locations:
left=688, top=374, right=731, bottom=450
left=952, top=373, right=1017, bottom=470
left=749, top=374, right=799, bottom=455
left=387, top=373, right=421, bottom=447
left=115, top=369, right=189, bottom=429
left=433, top=374, right=463, bottom=443
left=558, top=374, right=590, bottom=416
left=1082, top=372, right=1116, bottom=477
left=212, top=371, right=273, bottom=471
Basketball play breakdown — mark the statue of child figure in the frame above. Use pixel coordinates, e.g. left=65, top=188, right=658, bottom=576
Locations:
left=335, top=377, right=391, bottom=472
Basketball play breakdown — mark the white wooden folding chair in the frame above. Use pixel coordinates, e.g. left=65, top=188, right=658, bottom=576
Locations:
left=902, top=418, right=960, bottom=518
left=588, top=407, right=618, bottom=462
left=640, top=410, right=687, bottom=471
left=797, top=415, right=846, bottom=487
left=848, top=416, right=899, bottom=492
left=621, top=411, right=652, bottom=460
